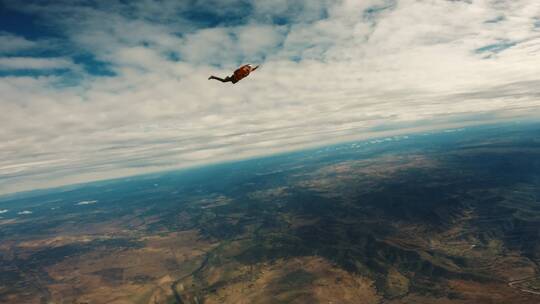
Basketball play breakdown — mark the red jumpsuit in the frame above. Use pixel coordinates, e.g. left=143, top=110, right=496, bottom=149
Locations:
left=231, top=65, right=253, bottom=83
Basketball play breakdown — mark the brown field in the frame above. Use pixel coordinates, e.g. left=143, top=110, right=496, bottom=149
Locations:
left=197, top=256, right=381, bottom=304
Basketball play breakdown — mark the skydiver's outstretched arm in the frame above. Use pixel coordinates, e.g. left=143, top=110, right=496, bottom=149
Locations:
left=208, top=75, right=233, bottom=83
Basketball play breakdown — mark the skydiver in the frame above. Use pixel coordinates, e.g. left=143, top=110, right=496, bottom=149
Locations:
left=208, top=64, right=259, bottom=84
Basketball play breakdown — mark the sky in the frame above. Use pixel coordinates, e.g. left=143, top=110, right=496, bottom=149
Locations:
left=1, top=0, right=540, bottom=195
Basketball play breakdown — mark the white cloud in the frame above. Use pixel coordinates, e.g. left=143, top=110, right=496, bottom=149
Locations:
left=0, top=32, right=37, bottom=54
left=1, top=0, right=540, bottom=194
left=237, top=25, right=286, bottom=59
left=76, top=200, right=98, bottom=205
left=0, top=57, right=75, bottom=70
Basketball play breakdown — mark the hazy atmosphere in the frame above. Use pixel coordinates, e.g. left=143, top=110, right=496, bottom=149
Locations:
left=1, top=0, right=540, bottom=194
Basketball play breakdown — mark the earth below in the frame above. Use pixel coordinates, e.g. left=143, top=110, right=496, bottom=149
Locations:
left=1, top=123, right=540, bottom=304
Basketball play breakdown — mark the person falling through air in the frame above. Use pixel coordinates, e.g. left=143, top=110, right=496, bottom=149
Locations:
left=208, top=64, right=259, bottom=84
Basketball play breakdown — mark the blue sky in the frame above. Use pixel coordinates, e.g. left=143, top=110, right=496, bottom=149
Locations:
left=1, top=0, right=540, bottom=195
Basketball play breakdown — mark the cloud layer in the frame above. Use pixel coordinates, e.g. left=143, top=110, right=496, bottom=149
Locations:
left=1, top=0, right=540, bottom=194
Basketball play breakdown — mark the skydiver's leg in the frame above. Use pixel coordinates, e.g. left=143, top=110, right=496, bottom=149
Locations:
left=208, top=75, right=225, bottom=81
left=208, top=75, right=233, bottom=83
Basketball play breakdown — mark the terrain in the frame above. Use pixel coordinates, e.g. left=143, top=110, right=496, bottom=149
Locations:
left=1, top=122, right=540, bottom=303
